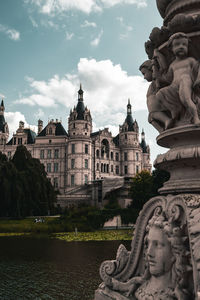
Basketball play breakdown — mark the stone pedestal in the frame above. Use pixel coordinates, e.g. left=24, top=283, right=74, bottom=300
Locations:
left=155, top=125, right=200, bottom=194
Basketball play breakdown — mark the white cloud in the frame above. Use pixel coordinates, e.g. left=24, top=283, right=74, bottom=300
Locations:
left=25, top=0, right=147, bottom=15
left=81, top=20, right=97, bottom=28
left=16, top=58, right=149, bottom=134
left=66, top=32, right=74, bottom=40
left=117, top=16, right=133, bottom=40
left=0, top=93, right=5, bottom=99
left=5, top=112, right=37, bottom=138
left=90, top=29, right=103, bottom=47
left=29, top=16, right=39, bottom=28
left=34, top=108, right=45, bottom=119
left=0, top=25, right=20, bottom=41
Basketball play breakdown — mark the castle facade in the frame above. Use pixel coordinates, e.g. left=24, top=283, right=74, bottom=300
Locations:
left=0, top=86, right=151, bottom=207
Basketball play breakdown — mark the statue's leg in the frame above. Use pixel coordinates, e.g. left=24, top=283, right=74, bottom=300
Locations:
left=179, top=80, right=200, bottom=124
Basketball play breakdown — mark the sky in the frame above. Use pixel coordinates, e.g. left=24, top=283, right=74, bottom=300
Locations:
left=0, top=0, right=166, bottom=164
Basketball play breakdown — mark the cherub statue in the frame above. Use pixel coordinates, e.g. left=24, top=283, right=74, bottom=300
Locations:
left=140, top=32, right=200, bottom=132
left=140, top=60, right=174, bottom=132
left=155, top=32, right=200, bottom=126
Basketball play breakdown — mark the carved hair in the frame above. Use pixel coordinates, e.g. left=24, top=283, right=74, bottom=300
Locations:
left=139, top=60, right=152, bottom=71
left=168, top=32, right=190, bottom=49
left=144, top=212, right=193, bottom=298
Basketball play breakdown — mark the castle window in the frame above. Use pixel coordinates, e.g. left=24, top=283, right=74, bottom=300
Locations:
left=136, top=152, right=139, bottom=161
left=111, top=165, right=113, bottom=172
left=54, top=149, right=59, bottom=158
left=124, top=165, right=128, bottom=174
left=97, top=163, right=99, bottom=170
left=85, top=123, right=88, bottom=129
left=49, top=127, right=53, bottom=135
left=72, top=144, right=75, bottom=154
left=49, top=140, right=52, bottom=144
left=47, top=149, right=52, bottom=159
left=107, top=164, right=109, bottom=173
left=84, top=175, right=88, bottom=184
left=71, top=175, right=75, bottom=186
left=96, top=149, right=99, bottom=158
left=54, top=163, right=59, bottom=172
left=73, top=123, right=75, bottom=129
left=18, top=138, right=22, bottom=145
left=47, top=163, right=51, bottom=173
left=85, top=144, right=88, bottom=154
left=14, top=137, right=16, bottom=145
left=111, top=152, right=113, bottom=159
left=115, top=152, right=119, bottom=161
left=101, top=163, right=103, bottom=172
left=8, top=151, right=11, bottom=159
left=53, top=177, right=58, bottom=188
left=40, top=150, right=44, bottom=159
left=125, top=134, right=127, bottom=139
left=124, top=152, right=127, bottom=161
left=71, top=159, right=75, bottom=169
left=136, top=165, right=139, bottom=173
left=116, top=165, right=119, bottom=175
left=85, top=159, right=88, bottom=169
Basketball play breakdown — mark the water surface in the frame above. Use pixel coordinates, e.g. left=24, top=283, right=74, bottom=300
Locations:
left=0, top=236, right=130, bottom=300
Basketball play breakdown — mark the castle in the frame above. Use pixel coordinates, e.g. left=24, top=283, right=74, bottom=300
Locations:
left=0, top=85, right=151, bottom=208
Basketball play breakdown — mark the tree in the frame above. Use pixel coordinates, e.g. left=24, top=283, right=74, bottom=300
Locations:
left=129, top=170, right=154, bottom=210
left=152, top=168, right=170, bottom=196
left=0, top=146, right=57, bottom=217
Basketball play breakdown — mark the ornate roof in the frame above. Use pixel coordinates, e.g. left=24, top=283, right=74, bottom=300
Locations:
left=38, top=122, right=68, bottom=137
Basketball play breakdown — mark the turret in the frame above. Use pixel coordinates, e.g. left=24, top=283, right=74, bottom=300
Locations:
left=68, top=84, right=92, bottom=137
left=0, top=99, right=9, bottom=145
left=140, top=129, right=151, bottom=172
left=38, top=119, right=43, bottom=135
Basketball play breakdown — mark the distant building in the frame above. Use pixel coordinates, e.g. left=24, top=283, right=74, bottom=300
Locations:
left=0, top=86, right=151, bottom=208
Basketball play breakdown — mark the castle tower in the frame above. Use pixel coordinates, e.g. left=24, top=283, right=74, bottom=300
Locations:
left=119, top=99, right=142, bottom=177
left=38, top=119, right=43, bottom=134
left=140, top=129, right=151, bottom=172
left=67, top=85, right=93, bottom=187
left=0, top=100, right=9, bottom=145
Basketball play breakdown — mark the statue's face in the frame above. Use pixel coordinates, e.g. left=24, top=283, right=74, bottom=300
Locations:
left=140, top=67, right=152, bottom=82
left=172, top=37, right=188, bottom=58
left=146, top=226, right=173, bottom=277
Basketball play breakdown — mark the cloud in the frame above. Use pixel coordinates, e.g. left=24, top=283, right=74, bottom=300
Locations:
left=81, top=20, right=97, bottom=28
left=29, top=16, right=39, bottom=28
left=117, top=16, right=133, bottom=40
left=16, top=58, right=149, bottom=133
left=5, top=112, right=37, bottom=138
left=34, top=108, right=45, bottom=119
left=25, top=0, right=147, bottom=15
left=0, top=93, right=5, bottom=99
left=66, top=32, right=74, bottom=40
left=90, top=29, right=103, bottom=47
left=0, top=24, right=20, bottom=41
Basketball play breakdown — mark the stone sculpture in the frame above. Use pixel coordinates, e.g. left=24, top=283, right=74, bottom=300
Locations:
left=94, top=1, right=200, bottom=299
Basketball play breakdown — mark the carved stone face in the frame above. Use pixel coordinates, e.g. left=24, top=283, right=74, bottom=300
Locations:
left=140, top=67, right=152, bottom=82
left=146, top=226, right=173, bottom=277
left=171, top=37, right=188, bottom=58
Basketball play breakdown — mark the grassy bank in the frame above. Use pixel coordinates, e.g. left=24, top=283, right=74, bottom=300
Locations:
left=0, top=218, right=134, bottom=241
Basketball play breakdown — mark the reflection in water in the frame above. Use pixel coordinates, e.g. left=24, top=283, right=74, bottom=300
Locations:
left=0, top=237, right=130, bottom=300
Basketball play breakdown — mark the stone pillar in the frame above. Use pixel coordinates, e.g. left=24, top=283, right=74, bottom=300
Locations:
left=94, top=1, right=200, bottom=299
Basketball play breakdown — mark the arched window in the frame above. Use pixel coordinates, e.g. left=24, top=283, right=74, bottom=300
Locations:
left=96, top=149, right=99, bottom=158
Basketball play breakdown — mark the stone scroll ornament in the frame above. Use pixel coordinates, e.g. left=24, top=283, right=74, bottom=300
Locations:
left=94, top=195, right=200, bottom=300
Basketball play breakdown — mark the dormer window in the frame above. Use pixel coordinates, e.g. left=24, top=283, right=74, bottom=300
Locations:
left=49, top=127, right=52, bottom=135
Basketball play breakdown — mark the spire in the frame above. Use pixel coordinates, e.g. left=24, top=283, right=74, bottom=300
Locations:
left=78, top=83, right=84, bottom=101
left=127, top=98, right=131, bottom=115
left=76, top=84, right=85, bottom=120
left=125, top=99, right=134, bottom=131
left=0, top=99, right=5, bottom=115
left=140, top=129, right=147, bottom=153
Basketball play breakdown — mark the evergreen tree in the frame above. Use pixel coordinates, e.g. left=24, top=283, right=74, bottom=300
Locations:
left=152, top=168, right=170, bottom=196
left=129, top=170, right=154, bottom=210
left=0, top=146, right=56, bottom=217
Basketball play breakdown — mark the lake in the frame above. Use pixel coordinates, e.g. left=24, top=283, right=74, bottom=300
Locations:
left=0, top=236, right=130, bottom=300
